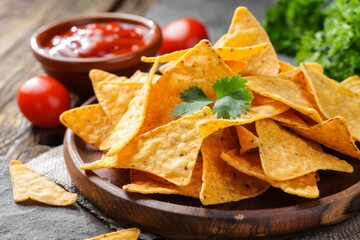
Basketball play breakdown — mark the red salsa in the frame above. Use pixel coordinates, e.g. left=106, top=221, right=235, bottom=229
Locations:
left=45, top=22, right=147, bottom=58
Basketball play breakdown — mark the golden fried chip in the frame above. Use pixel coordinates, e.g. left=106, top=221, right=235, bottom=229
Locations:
left=256, top=119, right=353, bottom=181
left=89, top=69, right=128, bottom=99
left=301, top=63, right=360, bottom=141
left=245, top=75, right=323, bottom=123
left=155, top=45, right=258, bottom=75
left=90, top=69, right=128, bottom=85
left=90, top=70, right=157, bottom=94
left=159, top=61, right=176, bottom=74
left=198, top=100, right=289, bottom=137
left=278, top=67, right=309, bottom=91
left=123, top=157, right=203, bottom=198
left=126, top=70, right=161, bottom=84
left=142, top=50, right=187, bottom=63
left=271, top=109, right=310, bottom=128
left=139, top=40, right=234, bottom=133
left=277, top=65, right=326, bottom=121
left=100, top=59, right=159, bottom=155
left=200, top=128, right=269, bottom=205
left=235, top=125, right=259, bottom=154
left=340, top=75, right=360, bottom=95
left=279, top=60, right=296, bottom=73
left=85, top=228, right=140, bottom=240
left=97, top=81, right=143, bottom=123
left=278, top=63, right=323, bottom=98
left=82, top=107, right=212, bottom=186
left=224, top=59, right=248, bottom=73
left=60, top=104, right=112, bottom=148
left=281, top=116, right=360, bottom=159
left=9, top=160, right=78, bottom=206
left=215, top=7, right=279, bottom=76
left=142, top=43, right=268, bottom=63
left=215, top=44, right=269, bottom=60
left=221, top=150, right=319, bottom=198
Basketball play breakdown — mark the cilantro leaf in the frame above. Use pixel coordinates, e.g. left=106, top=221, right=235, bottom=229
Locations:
left=172, top=74, right=252, bottom=119
left=171, top=86, right=212, bottom=116
left=212, top=75, right=252, bottom=119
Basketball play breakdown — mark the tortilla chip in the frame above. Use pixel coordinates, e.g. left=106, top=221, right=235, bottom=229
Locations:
left=60, top=104, right=112, bottom=148
left=279, top=60, right=296, bottom=73
left=123, top=157, right=203, bottom=198
left=142, top=50, right=187, bottom=63
left=139, top=40, right=234, bottom=134
left=198, top=100, right=289, bottom=137
left=256, top=118, right=353, bottom=181
left=97, top=81, right=143, bottom=123
left=221, top=149, right=319, bottom=198
left=89, top=69, right=128, bottom=99
left=278, top=63, right=323, bottom=102
left=281, top=116, right=360, bottom=159
left=129, top=70, right=161, bottom=84
left=245, top=75, right=323, bottom=123
left=215, top=7, right=280, bottom=76
left=200, top=128, right=269, bottom=205
left=235, top=125, right=259, bottom=154
left=278, top=67, right=310, bottom=92
left=340, top=75, right=360, bottom=96
left=100, top=59, right=159, bottom=155
left=90, top=70, right=156, bottom=91
left=271, top=109, right=310, bottom=128
left=301, top=63, right=360, bottom=141
left=142, top=43, right=268, bottom=63
left=9, top=160, right=78, bottom=206
left=216, top=44, right=269, bottom=60
left=278, top=66, right=326, bottom=121
left=159, top=61, right=176, bottom=74
left=82, top=107, right=212, bottom=186
left=90, top=69, right=128, bottom=84
left=85, top=228, right=140, bottom=240
left=224, top=60, right=248, bottom=73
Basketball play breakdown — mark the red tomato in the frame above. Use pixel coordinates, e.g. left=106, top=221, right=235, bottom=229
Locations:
left=159, top=18, right=209, bottom=55
left=17, top=76, right=71, bottom=128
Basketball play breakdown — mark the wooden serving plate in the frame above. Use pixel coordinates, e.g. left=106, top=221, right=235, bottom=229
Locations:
left=63, top=101, right=360, bottom=239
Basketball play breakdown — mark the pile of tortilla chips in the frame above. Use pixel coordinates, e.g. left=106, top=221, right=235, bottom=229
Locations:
left=60, top=7, right=360, bottom=205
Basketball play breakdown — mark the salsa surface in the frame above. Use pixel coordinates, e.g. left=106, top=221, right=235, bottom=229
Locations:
left=46, top=22, right=147, bottom=58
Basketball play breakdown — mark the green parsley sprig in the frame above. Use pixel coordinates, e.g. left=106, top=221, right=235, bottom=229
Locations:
left=171, top=74, right=252, bottom=119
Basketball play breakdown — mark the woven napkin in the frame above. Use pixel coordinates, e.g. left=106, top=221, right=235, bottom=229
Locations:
left=25, top=145, right=360, bottom=240
left=24, top=145, right=160, bottom=240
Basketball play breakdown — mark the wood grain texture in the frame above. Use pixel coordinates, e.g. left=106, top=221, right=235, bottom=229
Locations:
left=0, top=0, right=157, bottom=159
left=64, top=128, right=360, bottom=239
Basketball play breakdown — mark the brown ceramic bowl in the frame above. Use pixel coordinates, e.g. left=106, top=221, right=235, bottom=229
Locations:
left=31, top=13, right=162, bottom=100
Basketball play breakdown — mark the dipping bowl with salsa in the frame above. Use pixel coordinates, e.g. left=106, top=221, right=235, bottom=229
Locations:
left=31, top=13, right=162, bottom=99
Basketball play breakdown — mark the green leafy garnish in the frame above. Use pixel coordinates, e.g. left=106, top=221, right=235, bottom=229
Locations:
left=172, top=74, right=252, bottom=119
left=295, top=0, right=360, bottom=81
left=171, top=86, right=213, bottom=116
left=262, top=0, right=325, bottom=56
left=263, top=0, right=360, bottom=81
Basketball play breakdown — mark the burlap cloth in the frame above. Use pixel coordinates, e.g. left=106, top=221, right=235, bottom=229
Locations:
left=24, top=145, right=158, bottom=240
left=23, top=145, right=360, bottom=240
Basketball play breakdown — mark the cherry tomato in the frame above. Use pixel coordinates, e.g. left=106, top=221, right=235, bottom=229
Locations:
left=159, top=18, right=209, bottom=55
left=17, top=76, right=71, bottom=128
